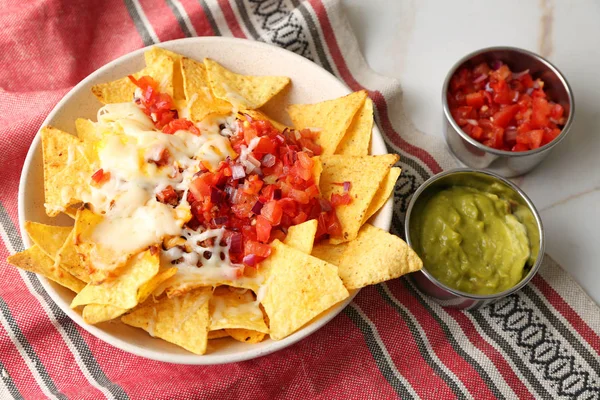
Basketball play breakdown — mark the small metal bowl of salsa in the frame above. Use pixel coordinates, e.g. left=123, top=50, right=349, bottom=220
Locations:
left=404, top=168, right=544, bottom=309
left=443, top=46, right=575, bottom=177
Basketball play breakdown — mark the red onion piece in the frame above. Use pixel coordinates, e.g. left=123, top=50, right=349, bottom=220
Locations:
left=247, top=155, right=261, bottom=168
left=485, top=82, right=493, bottom=93
left=231, top=164, right=246, bottom=180
left=262, top=153, right=276, bottom=167
left=465, top=119, right=478, bottom=126
left=275, top=134, right=285, bottom=144
left=526, top=88, right=534, bottom=95
left=242, top=112, right=253, bottom=122
left=252, top=201, right=264, bottom=215
left=343, top=181, right=352, bottom=192
left=491, top=60, right=503, bottom=70
left=512, top=91, right=519, bottom=102
left=229, top=233, right=243, bottom=255
left=511, top=69, right=530, bottom=80
left=319, top=198, right=333, bottom=212
left=243, top=254, right=258, bottom=267
left=212, top=216, right=228, bottom=225
left=473, top=74, right=487, bottom=84
left=273, top=188, right=282, bottom=200
left=210, top=187, right=224, bottom=204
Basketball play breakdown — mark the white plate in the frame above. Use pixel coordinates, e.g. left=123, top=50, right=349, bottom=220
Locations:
left=18, top=37, right=392, bottom=365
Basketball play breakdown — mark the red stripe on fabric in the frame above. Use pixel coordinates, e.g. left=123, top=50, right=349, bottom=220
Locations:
left=217, top=0, right=246, bottom=38
left=0, top=234, right=103, bottom=398
left=445, top=309, right=534, bottom=398
left=386, top=280, right=496, bottom=399
left=307, top=0, right=442, bottom=174
left=0, top=320, right=42, bottom=399
left=532, top=275, right=600, bottom=354
left=0, top=0, right=143, bottom=92
left=87, top=312, right=388, bottom=399
left=354, top=286, right=454, bottom=398
left=179, top=0, right=215, bottom=36
left=139, top=0, right=186, bottom=42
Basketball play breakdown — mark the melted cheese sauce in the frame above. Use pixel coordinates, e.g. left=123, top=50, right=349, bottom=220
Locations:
left=82, top=101, right=239, bottom=274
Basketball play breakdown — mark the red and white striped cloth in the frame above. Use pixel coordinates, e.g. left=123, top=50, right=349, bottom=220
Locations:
left=1, top=1, right=599, bottom=399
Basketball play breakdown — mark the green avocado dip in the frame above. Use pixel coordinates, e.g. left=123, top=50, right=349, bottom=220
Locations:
left=410, top=180, right=539, bottom=295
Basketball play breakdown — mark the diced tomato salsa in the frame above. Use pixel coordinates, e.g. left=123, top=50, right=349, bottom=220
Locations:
left=130, top=76, right=347, bottom=268
left=447, top=62, right=566, bottom=151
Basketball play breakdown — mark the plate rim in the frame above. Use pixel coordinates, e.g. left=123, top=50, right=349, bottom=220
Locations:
left=18, top=36, right=393, bottom=365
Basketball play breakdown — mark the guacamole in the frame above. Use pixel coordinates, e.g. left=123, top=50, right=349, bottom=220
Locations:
left=410, top=182, right=538, bottom=295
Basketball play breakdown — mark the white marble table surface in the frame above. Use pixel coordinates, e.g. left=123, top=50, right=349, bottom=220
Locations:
left=343, top=0, right=600, bottom=304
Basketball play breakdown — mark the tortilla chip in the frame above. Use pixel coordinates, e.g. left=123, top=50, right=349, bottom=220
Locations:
left=71, top=247, right=160, bottom=309
left=64, top=205, right=81, bottom=219
left=91, top=74, right=142, bottom=104
left=137, top=267, right=178, bottom=303
left=7, top=245, right=85, bottom=293
left=181, top=57, right=231, bottom=122
left=156, top=268, right=261, bottom=298
left=145, top=47, right=184, bottom=100
left=312, top=157, right=323, bottom=187
left=336, top=98, right=373, bottom=156
left=208, top=329, right=229, bottom=340
left=54, top=228, right=90, bottom=283
left=92, top=51, right=174, bottom=104
left=82, top=304, right=127, bottom=324
left=261, top=241, right=349, bottom=340
left=336, top=224, right=423, bottom=289
left=204, top=58, right=290, bottom=109
left=41, top=127, right=91, bottom=217
left=311, top=242, right=347, bottom=267
left=287, top=91, right=367, bottom=155
left=121, top=288, right=211, bottom=355
left=209, top=288, right=268, bottom=333
left=75, top=118, right=101, bottom=165
left=319, top=154, right=398, bottom=243
left=362, top=167, right=401, bottom=224
left=74, top=207, right=151, bottom=283
left=24, top=222, right=72, bottom=260
left=238, top=109, right=289, bottom=132
left=226, top=329, right=266, bottom=344
left=283, top=219, right=318, bottom=254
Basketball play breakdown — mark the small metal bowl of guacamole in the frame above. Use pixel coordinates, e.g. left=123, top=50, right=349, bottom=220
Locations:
left=405, top=168, right=544, bottom=309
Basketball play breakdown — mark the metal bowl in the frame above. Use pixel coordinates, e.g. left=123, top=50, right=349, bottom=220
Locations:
left=442, top=46, right=575, bottom=177
left=404, top=168, right=545, bottom=309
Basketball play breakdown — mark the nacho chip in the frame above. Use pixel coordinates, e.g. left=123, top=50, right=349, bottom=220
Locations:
left=64, top=205, right=80, bottom=219
left=41, top=127, right=91, bottom=216
left=362, top=167, right=401, bottom=224
left=121, top=288, right=211, bottom=355
left=319, top=154, right=398, bottom=243
left=336, top=98, right=374, bottom=156
left=24, top=222, right=72, bottom=260
left=283, top=219, right=318, bottom=254
left=312, top=157, right=323, bottom=187
left=7, top=245, right=85, bottom=293
left=209, top=288, right=268, bottom=333
left=82, top=304, right=127, bottom=324
left=226, top=329, right=266, bottom=344
left=208, top=329, right=229, bottom=340
left=92, top=50, right=174, bottom=104
left=311, top=242, right=347, bottom=267
left=238, top=109, right=289, bottom=132
left=261, top=241, right=349, bottom=340
left=156, top=267, right=261, bottom=298
left=336, top=224, right=423, bottom=289
left=55, top=228, right=90, bottom=283
left=137, top=267, right=178, bottom=303
left=71, top=247, right=160, bottom=309
left=181, top=57, right=231, bottom=122
left=74, top=207, right=161, bottom=283
left=145, top=47, right=184, bottom=100
left=204, top=58, right=290, bottom=109
left=287, top=91, right=367, bottom=155
left=75, top=118, right=101, bottom=165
